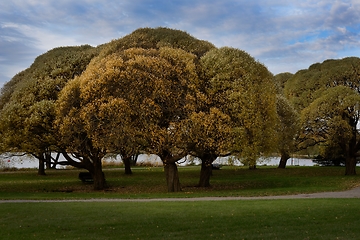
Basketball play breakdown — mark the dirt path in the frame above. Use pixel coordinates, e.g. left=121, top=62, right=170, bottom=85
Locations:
left=1, top=187, right=360, bottom=203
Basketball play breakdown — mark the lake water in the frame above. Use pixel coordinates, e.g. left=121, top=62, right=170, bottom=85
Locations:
left=0, top=153, right=317, bottom=169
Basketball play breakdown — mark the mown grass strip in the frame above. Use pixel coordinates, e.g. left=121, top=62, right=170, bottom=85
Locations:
left=0, top=199, right=359, bottom=240
left=0, top=166, right=359, bottom=200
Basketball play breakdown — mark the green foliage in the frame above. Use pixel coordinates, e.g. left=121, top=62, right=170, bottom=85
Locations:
left=284, top=57, right=360, bottom=173
left=284, top=57, right=360, bottom=111
left=201, top=47, right=278, bottom=166
left=276, top=95, right=299, bottom=154
left=299, top=86, right=360, bottom=156
left=0, top=45, right=99, bottom=156
left=273, top=72, right=293, bottom=94
left=0, top=68, right=31, bottom=110
left=183, top=108, right=233, bottom=157
left=30, top=45, right=99, bottom=81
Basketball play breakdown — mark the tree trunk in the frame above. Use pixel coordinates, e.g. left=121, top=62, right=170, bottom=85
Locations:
left=38, top=155, right=46, bottom=176
left=45, top=151, right=52, bottom=169
left=123, top=156, right=133, bottom=175
left=130, top=154, right=138, bottom=166
left=92, top=157, right=106, bottom=190
left=164, top=162, right=181, bottom=192
left=345, top=129, right=357, bottom=175
left=247, top=156, right=257, bottom=170
left=345, top=156, right=356, bottom=175
left=198, top=161, right=212, bottom=187
left=249, top=165, right=257, bottom=170
left=278, top=153, right=290, bottom=169
left=198, top=153, right=218, bottom=187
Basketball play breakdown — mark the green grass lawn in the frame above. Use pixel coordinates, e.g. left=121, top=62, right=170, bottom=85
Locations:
left=1, top=199, right=360, bottom=240
left=1, top=166, right=360, bottom=239
left=0, top=165, right=359, bottom=199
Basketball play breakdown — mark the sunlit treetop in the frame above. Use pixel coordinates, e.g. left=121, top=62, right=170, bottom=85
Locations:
left=56, top=46, right=203, bottom=155
left=100, top=27, right=215, bottom=59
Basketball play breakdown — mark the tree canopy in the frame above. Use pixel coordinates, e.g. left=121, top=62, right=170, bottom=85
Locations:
left=284, top=57, right=360, bottom=111
left=55, top=27, right=213, bottom=191
left=100, top=27, right=215, bottom=59
left=200, top=47, right=278, bottom=168
left=0, top=45, right=99, bottom=174
left=300, top=86, right=360, bottom=174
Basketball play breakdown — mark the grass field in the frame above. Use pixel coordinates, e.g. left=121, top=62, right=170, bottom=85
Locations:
left=1, top=166, right=360, bottom=239
left=0, top=165, right=359, bottom=199
left=1, top=199, right=360, bottom=239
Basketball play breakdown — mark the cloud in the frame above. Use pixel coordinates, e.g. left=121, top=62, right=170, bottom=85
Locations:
left=0, top=0, right=360, bottom=86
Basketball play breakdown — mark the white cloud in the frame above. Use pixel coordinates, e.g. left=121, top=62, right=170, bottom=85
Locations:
left=2, top=22, right=80, bottom=50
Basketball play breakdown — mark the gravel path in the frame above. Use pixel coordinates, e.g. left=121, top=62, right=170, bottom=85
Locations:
left=1, top=187, right=360, bottom=203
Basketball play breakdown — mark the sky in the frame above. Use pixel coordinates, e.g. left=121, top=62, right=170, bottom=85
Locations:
left=1, top=0, right=360, bottom=88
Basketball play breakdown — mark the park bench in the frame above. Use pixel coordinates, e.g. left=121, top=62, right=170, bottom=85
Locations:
left=211, top=163, right=222, bottom=170
left=78, top=172, right=93, bottom=183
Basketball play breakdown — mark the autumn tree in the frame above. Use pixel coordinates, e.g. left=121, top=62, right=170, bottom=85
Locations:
left=56, top=78, right=107, bottom=189
left=56, top=46, right=203, bottom=191
left=0, top=45, right=99, bottom=175
left=300, top=86, right=360, bottom=175
left=285, top=57, right=360, bottom=112
left=200, top=47, right=278, bottom=170
left=182, top=108, right=232, bottom=187
left=87, top=27, right=215, bottom=192
left=285, top=57, right=360, bottom=174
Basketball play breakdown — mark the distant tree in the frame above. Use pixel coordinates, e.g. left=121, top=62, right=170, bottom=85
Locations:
left=284, top=57, right=360, bottom=111
left=276, top=95, right=299, bottom=168
left=0, top=68, right=32, bottom=110
left=0, top=93, right=56, bottom=175
left=274, top=72, right=293, bottom=94
left=284, top=57, right=360, bottom=174
left=299, top=86, right=360, bottom=175
left=273, top=73, right=300, bottom=168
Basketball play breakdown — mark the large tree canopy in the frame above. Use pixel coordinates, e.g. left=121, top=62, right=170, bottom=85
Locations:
left=91, top=27, right=215, bottom=191
left=56, top=46, right=204, bottom=191
left=7, top=26, right=355, bottom=191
